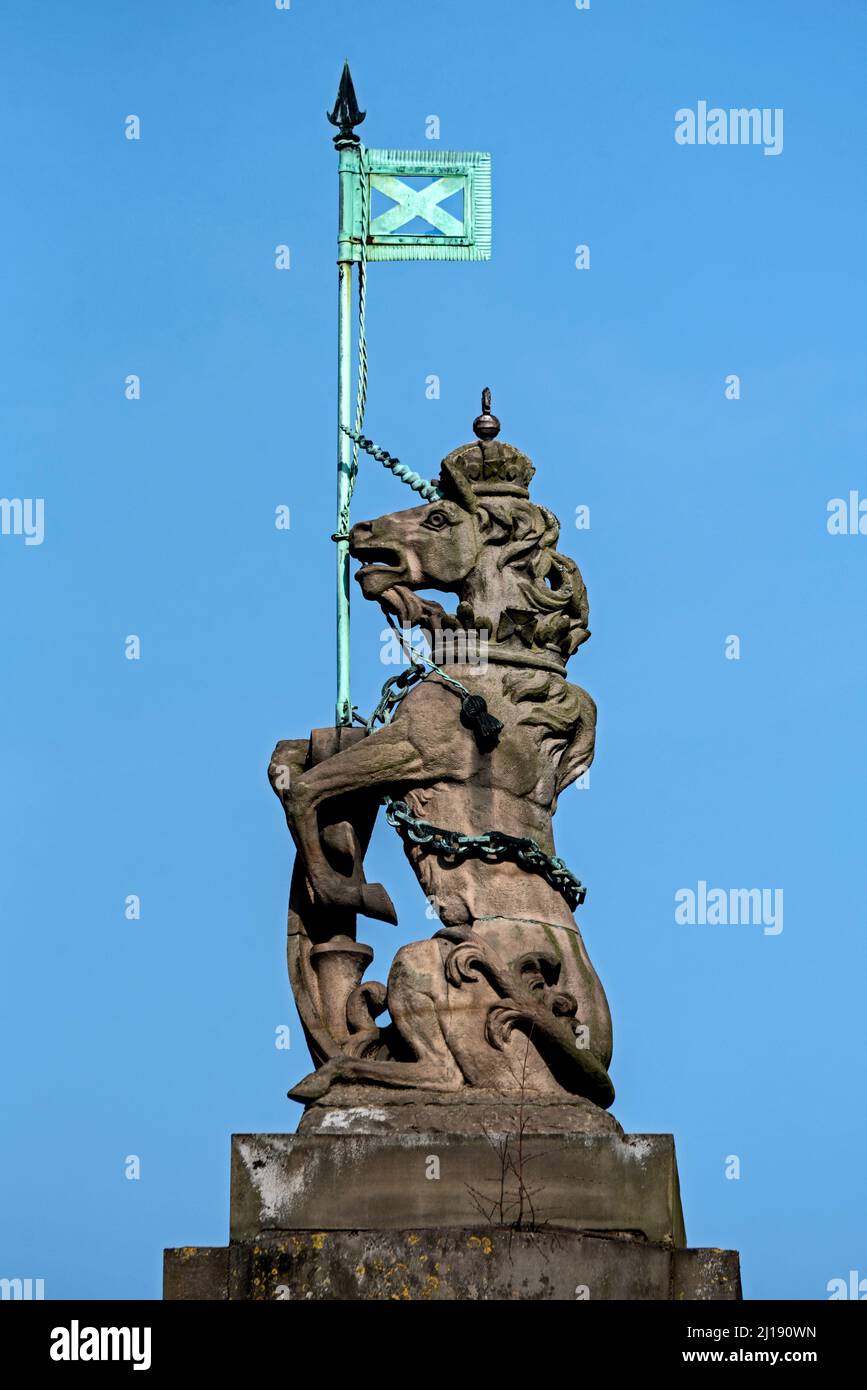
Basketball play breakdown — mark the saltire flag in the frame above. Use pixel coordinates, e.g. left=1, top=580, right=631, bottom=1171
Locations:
left=362, top=148, right=491, bottom=261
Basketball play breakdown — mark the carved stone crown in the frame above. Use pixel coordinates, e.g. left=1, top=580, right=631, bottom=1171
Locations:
left=437, top=389, right=536, bottom=499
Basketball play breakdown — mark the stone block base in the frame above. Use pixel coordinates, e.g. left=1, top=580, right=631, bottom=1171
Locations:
left=230, top=1130, right=687, bottom=1244
left=164, top=1230, right=741, bottom=1301
left=165, top=1127, right=740, bottom=1301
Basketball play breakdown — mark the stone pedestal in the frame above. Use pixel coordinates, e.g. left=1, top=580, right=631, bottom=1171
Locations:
left=164, top=1105, right=741, bottom=1300
left=165, top=1229, right=739, bottom=1301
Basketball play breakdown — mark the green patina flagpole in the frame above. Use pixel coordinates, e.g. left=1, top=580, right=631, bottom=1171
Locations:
left=327, top=62, right=492, bottom=727
left=328, top=62, right=365, bottom=727
left=335, top=248, right=353, bottom=727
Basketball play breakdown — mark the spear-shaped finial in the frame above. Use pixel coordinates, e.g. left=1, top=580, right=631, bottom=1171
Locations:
left=327, top=61, right=365, bottom=146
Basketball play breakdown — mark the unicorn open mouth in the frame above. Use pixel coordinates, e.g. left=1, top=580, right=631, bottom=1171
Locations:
left=350, top=544, right=403, bottom=578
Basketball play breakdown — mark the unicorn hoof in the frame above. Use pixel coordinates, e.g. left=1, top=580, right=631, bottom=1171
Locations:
left=288, top=1068, right=333, bottom=1102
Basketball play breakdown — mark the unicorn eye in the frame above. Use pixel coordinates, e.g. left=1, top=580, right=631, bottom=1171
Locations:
left=424, top=510, right=451, bottom=531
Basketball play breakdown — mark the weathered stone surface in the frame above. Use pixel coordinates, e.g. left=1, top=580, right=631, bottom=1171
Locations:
left=672, top=1246, right=743, bottom=1301
left=164, top=1129, right=744, bottom=1300
left=230, top=1131, right=686, bottom=1247
left=297, top=1088, right=624, bottom=1138
left=163, top=1246, right=229, bottom=1301
left=164, top=1231, right=741, bottom=1302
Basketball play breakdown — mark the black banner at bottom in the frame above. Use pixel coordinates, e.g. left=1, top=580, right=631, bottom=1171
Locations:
left=1, top=1298, right=862, bottom=1374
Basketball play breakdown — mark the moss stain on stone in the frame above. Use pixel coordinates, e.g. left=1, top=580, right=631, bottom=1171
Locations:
left=466, top=1234, right=494, bottom=1254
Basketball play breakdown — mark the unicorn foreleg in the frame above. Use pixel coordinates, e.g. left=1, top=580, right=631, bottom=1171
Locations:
left=271, top=723, right=429, bottom=923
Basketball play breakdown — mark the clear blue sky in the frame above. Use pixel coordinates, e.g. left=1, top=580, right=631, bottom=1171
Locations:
left=2, top=0, right=865, bottom=1301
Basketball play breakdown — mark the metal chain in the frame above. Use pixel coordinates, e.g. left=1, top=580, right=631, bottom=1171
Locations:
left=357, top=618, right=468, bottom=732
left=353, top=621, right=587, bottom=910
left=359, top=660, right=430, bottom=733
left=383, top=612, right=473, bottom=698
left=384, top=799, right=587, bottom=911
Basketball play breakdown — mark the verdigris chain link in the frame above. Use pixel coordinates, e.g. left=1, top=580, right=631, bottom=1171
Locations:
left=359, top=615, right=500, bottom=744
left=360, top=661, right=429, bottom=734
left=384, top=799, right=587, bottom=911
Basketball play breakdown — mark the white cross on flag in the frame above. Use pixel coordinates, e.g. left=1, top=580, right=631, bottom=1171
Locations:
left=363, top=148, right=491, bottom=261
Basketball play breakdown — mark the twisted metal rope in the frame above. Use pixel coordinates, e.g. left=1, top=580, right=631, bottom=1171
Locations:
left=340, top=424, right=441, bottom=501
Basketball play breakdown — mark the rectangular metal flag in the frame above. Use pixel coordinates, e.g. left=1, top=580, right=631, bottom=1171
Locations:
left=363, top=148, right=491, bottom=261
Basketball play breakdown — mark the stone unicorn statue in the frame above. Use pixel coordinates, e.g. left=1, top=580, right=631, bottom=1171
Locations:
left=269, top=397, right=614, bottom=1114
